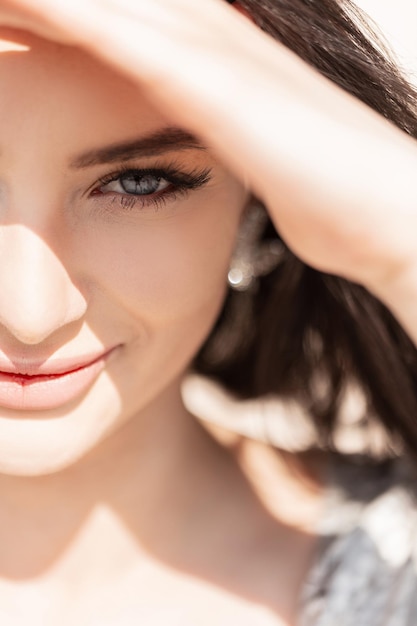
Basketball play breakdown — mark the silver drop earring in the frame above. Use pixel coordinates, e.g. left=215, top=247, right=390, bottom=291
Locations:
left=227, top=201, right=285, bottom=292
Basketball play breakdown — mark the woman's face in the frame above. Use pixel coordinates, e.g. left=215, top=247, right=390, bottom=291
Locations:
left=0, top=31, right=248, bottom=476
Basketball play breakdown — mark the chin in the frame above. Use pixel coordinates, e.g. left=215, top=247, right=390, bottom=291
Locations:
left=0, top=382, right=122, bottom=477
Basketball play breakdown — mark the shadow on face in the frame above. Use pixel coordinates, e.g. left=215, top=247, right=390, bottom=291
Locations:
left=0, top=29, right=249, bottom=476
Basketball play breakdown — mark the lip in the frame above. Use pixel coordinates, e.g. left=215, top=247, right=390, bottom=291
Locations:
left=0, top=348, right=118, bottom=412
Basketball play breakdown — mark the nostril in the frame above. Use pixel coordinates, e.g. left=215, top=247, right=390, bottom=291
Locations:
left=0, top=288, right=87, bottom=346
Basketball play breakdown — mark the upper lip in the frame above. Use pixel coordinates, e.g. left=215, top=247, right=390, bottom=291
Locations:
left=0, top=348, right=116, bottom=377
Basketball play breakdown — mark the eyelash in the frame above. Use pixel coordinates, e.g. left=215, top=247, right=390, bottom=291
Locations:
left=90, top=164, right=213, bottom=211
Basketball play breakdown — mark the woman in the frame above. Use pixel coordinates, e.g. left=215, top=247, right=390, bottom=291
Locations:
left=0, top=0, right=416, bottom=623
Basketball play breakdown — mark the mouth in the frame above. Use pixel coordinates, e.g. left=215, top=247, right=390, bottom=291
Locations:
left=0, top=348, right=118, bottom=413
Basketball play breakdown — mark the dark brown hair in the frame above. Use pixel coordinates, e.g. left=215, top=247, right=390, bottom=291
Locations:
left=194, top=0, right=417, bottom=457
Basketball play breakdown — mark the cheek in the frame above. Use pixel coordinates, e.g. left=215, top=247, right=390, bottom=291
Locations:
left=74, top=193, right=245, bottom=330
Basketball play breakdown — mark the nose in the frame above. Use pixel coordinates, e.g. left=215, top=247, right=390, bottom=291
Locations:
left=0, top=225, right=87, bottom=345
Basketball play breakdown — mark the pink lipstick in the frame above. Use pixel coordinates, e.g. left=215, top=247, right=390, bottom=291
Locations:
left=0, top=349, right=116, bottom=412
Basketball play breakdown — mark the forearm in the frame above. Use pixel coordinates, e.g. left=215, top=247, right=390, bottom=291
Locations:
left=3, top=0, right=417, bottom=345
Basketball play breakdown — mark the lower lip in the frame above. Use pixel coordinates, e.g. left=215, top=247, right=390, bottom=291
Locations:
left=0, top=356, right=110, bottom=413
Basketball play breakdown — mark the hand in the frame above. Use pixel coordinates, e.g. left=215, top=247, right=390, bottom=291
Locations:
left=1, top=0, right=417, bottom=334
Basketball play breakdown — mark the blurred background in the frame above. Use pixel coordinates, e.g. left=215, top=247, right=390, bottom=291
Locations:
left=183, top=0, right=417, bottom=459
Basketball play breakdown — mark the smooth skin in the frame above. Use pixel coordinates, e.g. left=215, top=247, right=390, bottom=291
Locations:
left=0, top=0, right=416, bottom=624
left=2, top=0, right=417, bottom=333
left=0, top=10, right=320, bottom=626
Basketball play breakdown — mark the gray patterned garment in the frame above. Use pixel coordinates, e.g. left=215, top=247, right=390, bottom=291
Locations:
left=297, top=454, right=417, bottom=626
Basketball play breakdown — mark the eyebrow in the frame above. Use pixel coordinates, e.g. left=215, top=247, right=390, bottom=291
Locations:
left=70, top=127, right=208, bottom=169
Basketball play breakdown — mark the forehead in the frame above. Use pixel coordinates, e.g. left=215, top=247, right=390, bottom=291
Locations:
left=0, top=30, right=165, bottom=159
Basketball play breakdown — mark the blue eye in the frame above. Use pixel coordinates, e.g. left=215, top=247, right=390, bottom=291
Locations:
left=100, top=171, right=171, bottom=197
left=91, top=166, right=212, bottom=211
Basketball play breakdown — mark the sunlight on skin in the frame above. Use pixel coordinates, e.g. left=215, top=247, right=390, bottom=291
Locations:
left=0, top=37, right=30, bottom=52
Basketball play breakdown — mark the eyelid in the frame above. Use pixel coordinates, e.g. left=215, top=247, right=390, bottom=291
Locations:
left=89, top=160, right=212, bottom=192
left=87, top=162, right=213, bottom=214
